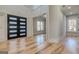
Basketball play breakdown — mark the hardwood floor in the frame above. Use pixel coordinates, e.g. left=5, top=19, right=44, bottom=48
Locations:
left=0, top=34, right=64, bottom=54
left=3, top=34, right=79, bottom=54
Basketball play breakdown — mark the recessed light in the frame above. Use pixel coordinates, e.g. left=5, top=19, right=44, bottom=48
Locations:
left=67, top=7, right=71, bottom=9
left=43, top=14, right=47, bottom=18
left=70, top=12, right=73, bottom=15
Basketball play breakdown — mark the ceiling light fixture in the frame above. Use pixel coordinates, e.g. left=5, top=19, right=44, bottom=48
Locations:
left=43, top=14, right=47, bottom=18
left=70, top=12, right=73, bottom=15
left=67, top=6, right=71, bottom=9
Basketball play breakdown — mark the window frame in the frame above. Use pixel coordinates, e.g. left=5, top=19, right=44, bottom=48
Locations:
left=67, top=19, right=77, bottom=32
left=37, top=21, right=44, bottom=31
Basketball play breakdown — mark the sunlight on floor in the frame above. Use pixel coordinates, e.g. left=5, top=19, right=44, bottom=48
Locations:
left=65, top=37, right=78, bottom=53
left=35, top=35, right=45, bottom=45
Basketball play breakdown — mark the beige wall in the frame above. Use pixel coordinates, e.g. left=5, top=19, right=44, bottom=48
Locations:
left=0, top=5, right=33, bottom=42
left=0, top=15, right=7, bottom=41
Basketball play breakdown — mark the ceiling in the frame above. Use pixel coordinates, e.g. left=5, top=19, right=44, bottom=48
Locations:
left=24, top=5, right=48, bottom=17
left=62, top=5, right=79, bottom=16
left=24, top=5, right=41, bottom=10
left=25, top=5, right=79, bottom=16
left=24, top=5, right=77, bottom=16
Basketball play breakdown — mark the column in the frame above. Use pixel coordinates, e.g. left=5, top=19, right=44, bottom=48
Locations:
left=46, top=5, right=64, bottom=43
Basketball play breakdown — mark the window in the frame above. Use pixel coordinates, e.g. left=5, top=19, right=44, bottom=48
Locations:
left=68, top=19, right=76, bottom=32
left=37, top=21, right=41, bottom=31
left=41, top=21, right=44, bottom=31
left=19, top=18, right=27, bottom=37
left=8, top=15, right=27, bottom=39
left=37, top=21, right=44, bottom=31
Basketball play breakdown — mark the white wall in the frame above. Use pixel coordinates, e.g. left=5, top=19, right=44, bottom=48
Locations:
left=0, top=5, right=33, bottom=42
left=46, top=5, right=64, bottom=43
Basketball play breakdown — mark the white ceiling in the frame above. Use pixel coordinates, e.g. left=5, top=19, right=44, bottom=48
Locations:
left=32, top=5, right=41, bottom=10
left=25, top=5, right=79, bottom=16
left=24, top=5, right=41, bottom=10
left=24, top=5, right=48, bottom=17
left=24, top=5, right=48, bottom=10
left=62, top=5, right=79, bottom=16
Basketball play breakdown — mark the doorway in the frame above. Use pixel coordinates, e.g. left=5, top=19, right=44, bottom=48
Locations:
left=33, top=15, right=46, bottom=35
left=66, top=15, right=79, bottom=37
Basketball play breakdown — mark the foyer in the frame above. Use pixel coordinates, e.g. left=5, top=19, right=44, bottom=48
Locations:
left=0, top=5, right=79, bottom=54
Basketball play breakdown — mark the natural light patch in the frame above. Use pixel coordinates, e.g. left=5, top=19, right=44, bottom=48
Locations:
left=68, top=19, right=77, bottom=32
left=37, top=21, right=44, bottom=31
left=35, top=35, right=45, bottom=45
left=65, top=37, right=78, bottom=53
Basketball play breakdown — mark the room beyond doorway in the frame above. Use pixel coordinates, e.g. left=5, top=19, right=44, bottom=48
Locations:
left=33, top=14, right=46, bottom=35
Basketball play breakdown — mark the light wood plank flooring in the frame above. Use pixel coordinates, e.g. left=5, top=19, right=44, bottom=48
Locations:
left=0, top=34, right=64, bottom=54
